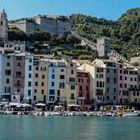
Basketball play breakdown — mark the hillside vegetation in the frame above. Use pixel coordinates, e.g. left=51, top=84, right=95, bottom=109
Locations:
left=8, top=8, right=140, bottom=59
left=71, top=8, right=140, bottom=58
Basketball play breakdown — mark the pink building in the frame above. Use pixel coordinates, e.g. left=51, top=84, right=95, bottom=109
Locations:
left=77, top=71, right=91, bottom=110
left=13, top=54, right=25, bottom=101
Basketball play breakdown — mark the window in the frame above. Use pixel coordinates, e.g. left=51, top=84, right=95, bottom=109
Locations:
left=52, top=69, right=55, bottom=73
left=42, top=75, right=45, bottom=79
left=17, top=89, right=20, bottom=93
left=1, top=21, right=3, bottom=26
left=59, top=83, right=65, bottom=89
left=71, top=93, right=75, bottom=99
left=106, top=96, right=109, bottom=100
left=35, top=74, right=38, bottom=78
left=28, top=74, right=32, bottom=78
left=28, top=82, right=31, bottom=87
left=17, top=62, right=21, bottom=67
left=120, top=65, right=122, bottom=68
left=61, top=69, right=64, bottom=72
left=79, top=86, right=82, bottom=91
left=16, top=56, right=22, bottom=60
left=107, top=88, right=109, bottom=92
left=41, top=67, right=46, bottom=71
left=52, top=74, right=55, bottom=79
left=29, top=59, right=32, bottom=63
left=114, top=69, right=116, bottom=73
left=71, top=70, right=74, bottom=74
left=114, top=88, right=116, bottom=93
left=49, top=89, right=55, bottom=95
left=16, top=71, right=21, bottom=77
left=5, top=70, right=11, bottom=75
left=41, top=82, right=44, bottom=86
left=107, top=68, right=110, bottom=73
left=133, top=91, right=136, bottom=96
left=51, top=82, right=54, bottom=86
left=97, top=68, right=103, bottom=73
left=130, top=78, right=133, bottom=81
left=51, top=63, right=54, bottom=66
left=97, top=81, right=104, bottom=87
left=6, top=79, right=10, bottom=84
left=71, top=85, right=75, bottom=90
left=135, top=78, right=137, bottom=81
left=41, top=90, right=44, bottom=94
left=28, top=90, right=31, bottom=96
left=114, top=78, right=116, bottom=83
left=120, top=70, right=122, bottom=74
left=114, top=96, right=116, bottom=100
left=57, top=97, right=60, bottom=102
left=120, top=83, right=122, bottom=88
left=124, top=83, right=127, bottom=88
left=137, top=92, right=139, bottom=96
left=70, top=63, right=73, bottom=67
left=16, top=80, right=20, bottom=86
left=57, top=90, right=60, bottom=96
left=86, top=86, right=88, bottom=91
left=135, top=98, right=137, bottom=103
left=69, top=78, right=75, bottom=82
left=60, top=75, right=65, bottom=79
left=107, top=77, right=110, bottom=83
left=36, top=67, right=39, bottom=71
left=78, top=78, right=80, bottom=83
left=7, top=63, right=10, bottom=66
left=120, top=76, right=122, bottom=80
left=34, top=96, right=36, bottom=100
left=7, top=56, right=10, bottom=59
left=29, top=65, right=32, bottom=71
left=125, top=77, right=127, bottom=80
left=35, top=82, right=38, bottom=86
left=34, top=89, right=37, bottom=93
left=5, top=87, right=11, bottom=93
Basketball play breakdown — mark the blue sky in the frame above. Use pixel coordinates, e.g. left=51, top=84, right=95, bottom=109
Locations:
left=0, top=0, right=140, bottom=20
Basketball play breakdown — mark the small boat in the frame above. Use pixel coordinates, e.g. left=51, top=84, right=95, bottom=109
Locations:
left=123, top=112, right=138, bottom=117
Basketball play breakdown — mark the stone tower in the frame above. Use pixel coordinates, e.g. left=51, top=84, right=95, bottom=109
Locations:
left=0, top=9, right=8, bottom=41
left=97, top=37, right=111, bottom=58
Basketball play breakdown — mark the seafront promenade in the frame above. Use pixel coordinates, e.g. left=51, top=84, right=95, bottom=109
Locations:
left=0, top=110, right=140, bottom=117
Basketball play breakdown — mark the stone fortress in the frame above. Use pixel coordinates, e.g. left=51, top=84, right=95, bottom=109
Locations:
left=8, top=15, right=72, bottom=35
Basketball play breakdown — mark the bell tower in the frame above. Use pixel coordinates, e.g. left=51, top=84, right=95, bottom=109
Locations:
left=0, top=9, right=8, bottom=41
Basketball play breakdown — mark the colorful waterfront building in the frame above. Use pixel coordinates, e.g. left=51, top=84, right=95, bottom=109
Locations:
left=32, top=57, right=40, bottom=104
left=0, top=48, right=14, bottom=101
left=66, top=61, right=77, bottom=106
left=13, top=53, right=25, bottom=101
left=47, top=60, right=67, bottom=107
left=77, top=70, right=90, bottom=110
left=23, top=54, right=33, bottom=103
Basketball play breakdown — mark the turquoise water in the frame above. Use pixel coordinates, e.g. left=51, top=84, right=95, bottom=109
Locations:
left=0, top=115, right=140, bottom=140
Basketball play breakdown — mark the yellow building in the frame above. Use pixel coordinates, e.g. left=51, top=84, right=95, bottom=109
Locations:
left=33, top=58, right=48, bottom=104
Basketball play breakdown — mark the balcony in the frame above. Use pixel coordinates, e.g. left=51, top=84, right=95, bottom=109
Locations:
left=78, top=97, right=85, bottom=100
left=14, top=84, right=21, bottom=87
left=14, top=75, right=24, bottom=78
left=14, top=75, right=21, bottom=78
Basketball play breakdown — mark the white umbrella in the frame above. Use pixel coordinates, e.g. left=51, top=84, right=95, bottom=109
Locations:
left=16, top=104, right=22, bottom=108
left=21, top=103, right=31, bottom=108
left=35, top=103, right=46, bottom=107
left=9, top=102, right=20, bottom=106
